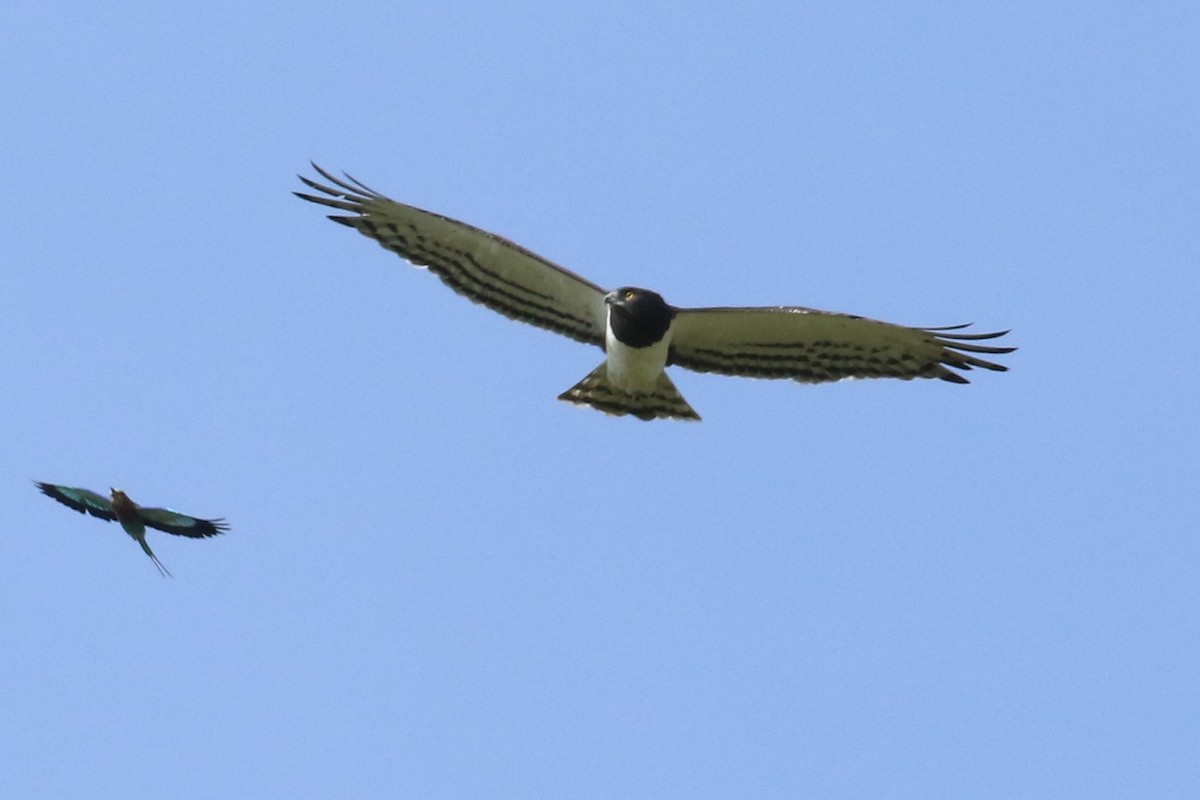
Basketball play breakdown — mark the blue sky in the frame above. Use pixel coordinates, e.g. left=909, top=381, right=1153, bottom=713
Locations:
left=3, top=2, right=1197, bottom=797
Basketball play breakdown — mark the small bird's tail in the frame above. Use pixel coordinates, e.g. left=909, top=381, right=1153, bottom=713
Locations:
left=558, top=364, right=701, bottom=421
left=137, top=537, right=172, bottom=578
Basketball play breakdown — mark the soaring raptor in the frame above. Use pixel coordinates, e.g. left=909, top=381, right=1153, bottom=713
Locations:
left=35, top=483, right=228, bottom=577
left=296, top=165, right=1014, bottom=420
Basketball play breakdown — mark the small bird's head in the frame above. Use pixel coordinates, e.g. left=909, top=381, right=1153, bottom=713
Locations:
left=605, top=287, right=674, bottom=348
left=108, top=488, right=139, bottom=517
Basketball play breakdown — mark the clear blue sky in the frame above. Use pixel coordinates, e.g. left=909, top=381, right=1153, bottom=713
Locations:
left=4, top=2, right=1197, bottom=797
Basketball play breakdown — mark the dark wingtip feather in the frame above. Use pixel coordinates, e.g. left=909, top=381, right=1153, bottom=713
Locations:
left=928, top=325, right=1016, bottom=380
left=34, top=480, right=64, bottom=499
left=310, top=162, right=339, bottom=183
left=297, top=164, right=382, bottom=201
left=193, top=520, right=229, bottom=538
left=33, top=481, right=66, bottom=504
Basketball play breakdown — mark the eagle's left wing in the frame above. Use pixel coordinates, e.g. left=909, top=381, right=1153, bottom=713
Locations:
left=296, top=165, right=608, bottom=347
left=669, top=306, right=1013, bottom=384
left=138, top=507, right=229, bottom=539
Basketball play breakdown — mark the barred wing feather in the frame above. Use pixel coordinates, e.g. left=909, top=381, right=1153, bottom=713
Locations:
left=669, top=307, right=1013, bottom=384
left=296, top=165, right=608, bottom=347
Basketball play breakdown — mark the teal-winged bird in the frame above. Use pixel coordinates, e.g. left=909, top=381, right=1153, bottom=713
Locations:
left=35, top=483, right=229, bottom=577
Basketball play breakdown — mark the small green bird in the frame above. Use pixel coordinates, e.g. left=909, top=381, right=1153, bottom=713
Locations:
left=35, top=483, right=229, bottom=577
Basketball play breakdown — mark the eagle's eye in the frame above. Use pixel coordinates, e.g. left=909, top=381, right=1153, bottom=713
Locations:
left=623, top=289, right=635, bottom=300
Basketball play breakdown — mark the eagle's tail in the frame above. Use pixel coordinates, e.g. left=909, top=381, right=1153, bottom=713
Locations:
left=557, top=364, right=701, bottom=422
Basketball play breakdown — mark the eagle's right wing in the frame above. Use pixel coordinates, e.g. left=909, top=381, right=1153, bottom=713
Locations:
left=296, top=165, right=608, bottom=347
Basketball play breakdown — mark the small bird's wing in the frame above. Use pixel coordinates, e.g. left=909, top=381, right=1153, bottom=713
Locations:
left=669, top=306, right=1014, bottom=384
left=295, top=165, right=609, bottom=347
left=138, top=508, right=229, bottom=539
left=35, top=483, right=118, bottom=522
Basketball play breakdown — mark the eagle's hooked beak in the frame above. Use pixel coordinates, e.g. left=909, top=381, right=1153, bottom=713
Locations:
left=605, top=289, right=637, bottom=307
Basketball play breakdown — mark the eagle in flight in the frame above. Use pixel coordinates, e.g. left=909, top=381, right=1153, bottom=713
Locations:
left=35, top=483, right=228, bottom=577
left=296, top=165, right=1014, bottom=421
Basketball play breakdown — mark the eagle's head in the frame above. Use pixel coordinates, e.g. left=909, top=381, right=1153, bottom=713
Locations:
left=605, top=287, right=674, bottom=348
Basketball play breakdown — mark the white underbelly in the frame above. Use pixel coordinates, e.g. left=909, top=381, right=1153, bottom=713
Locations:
left=605, top=330, right=672, bottom=392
